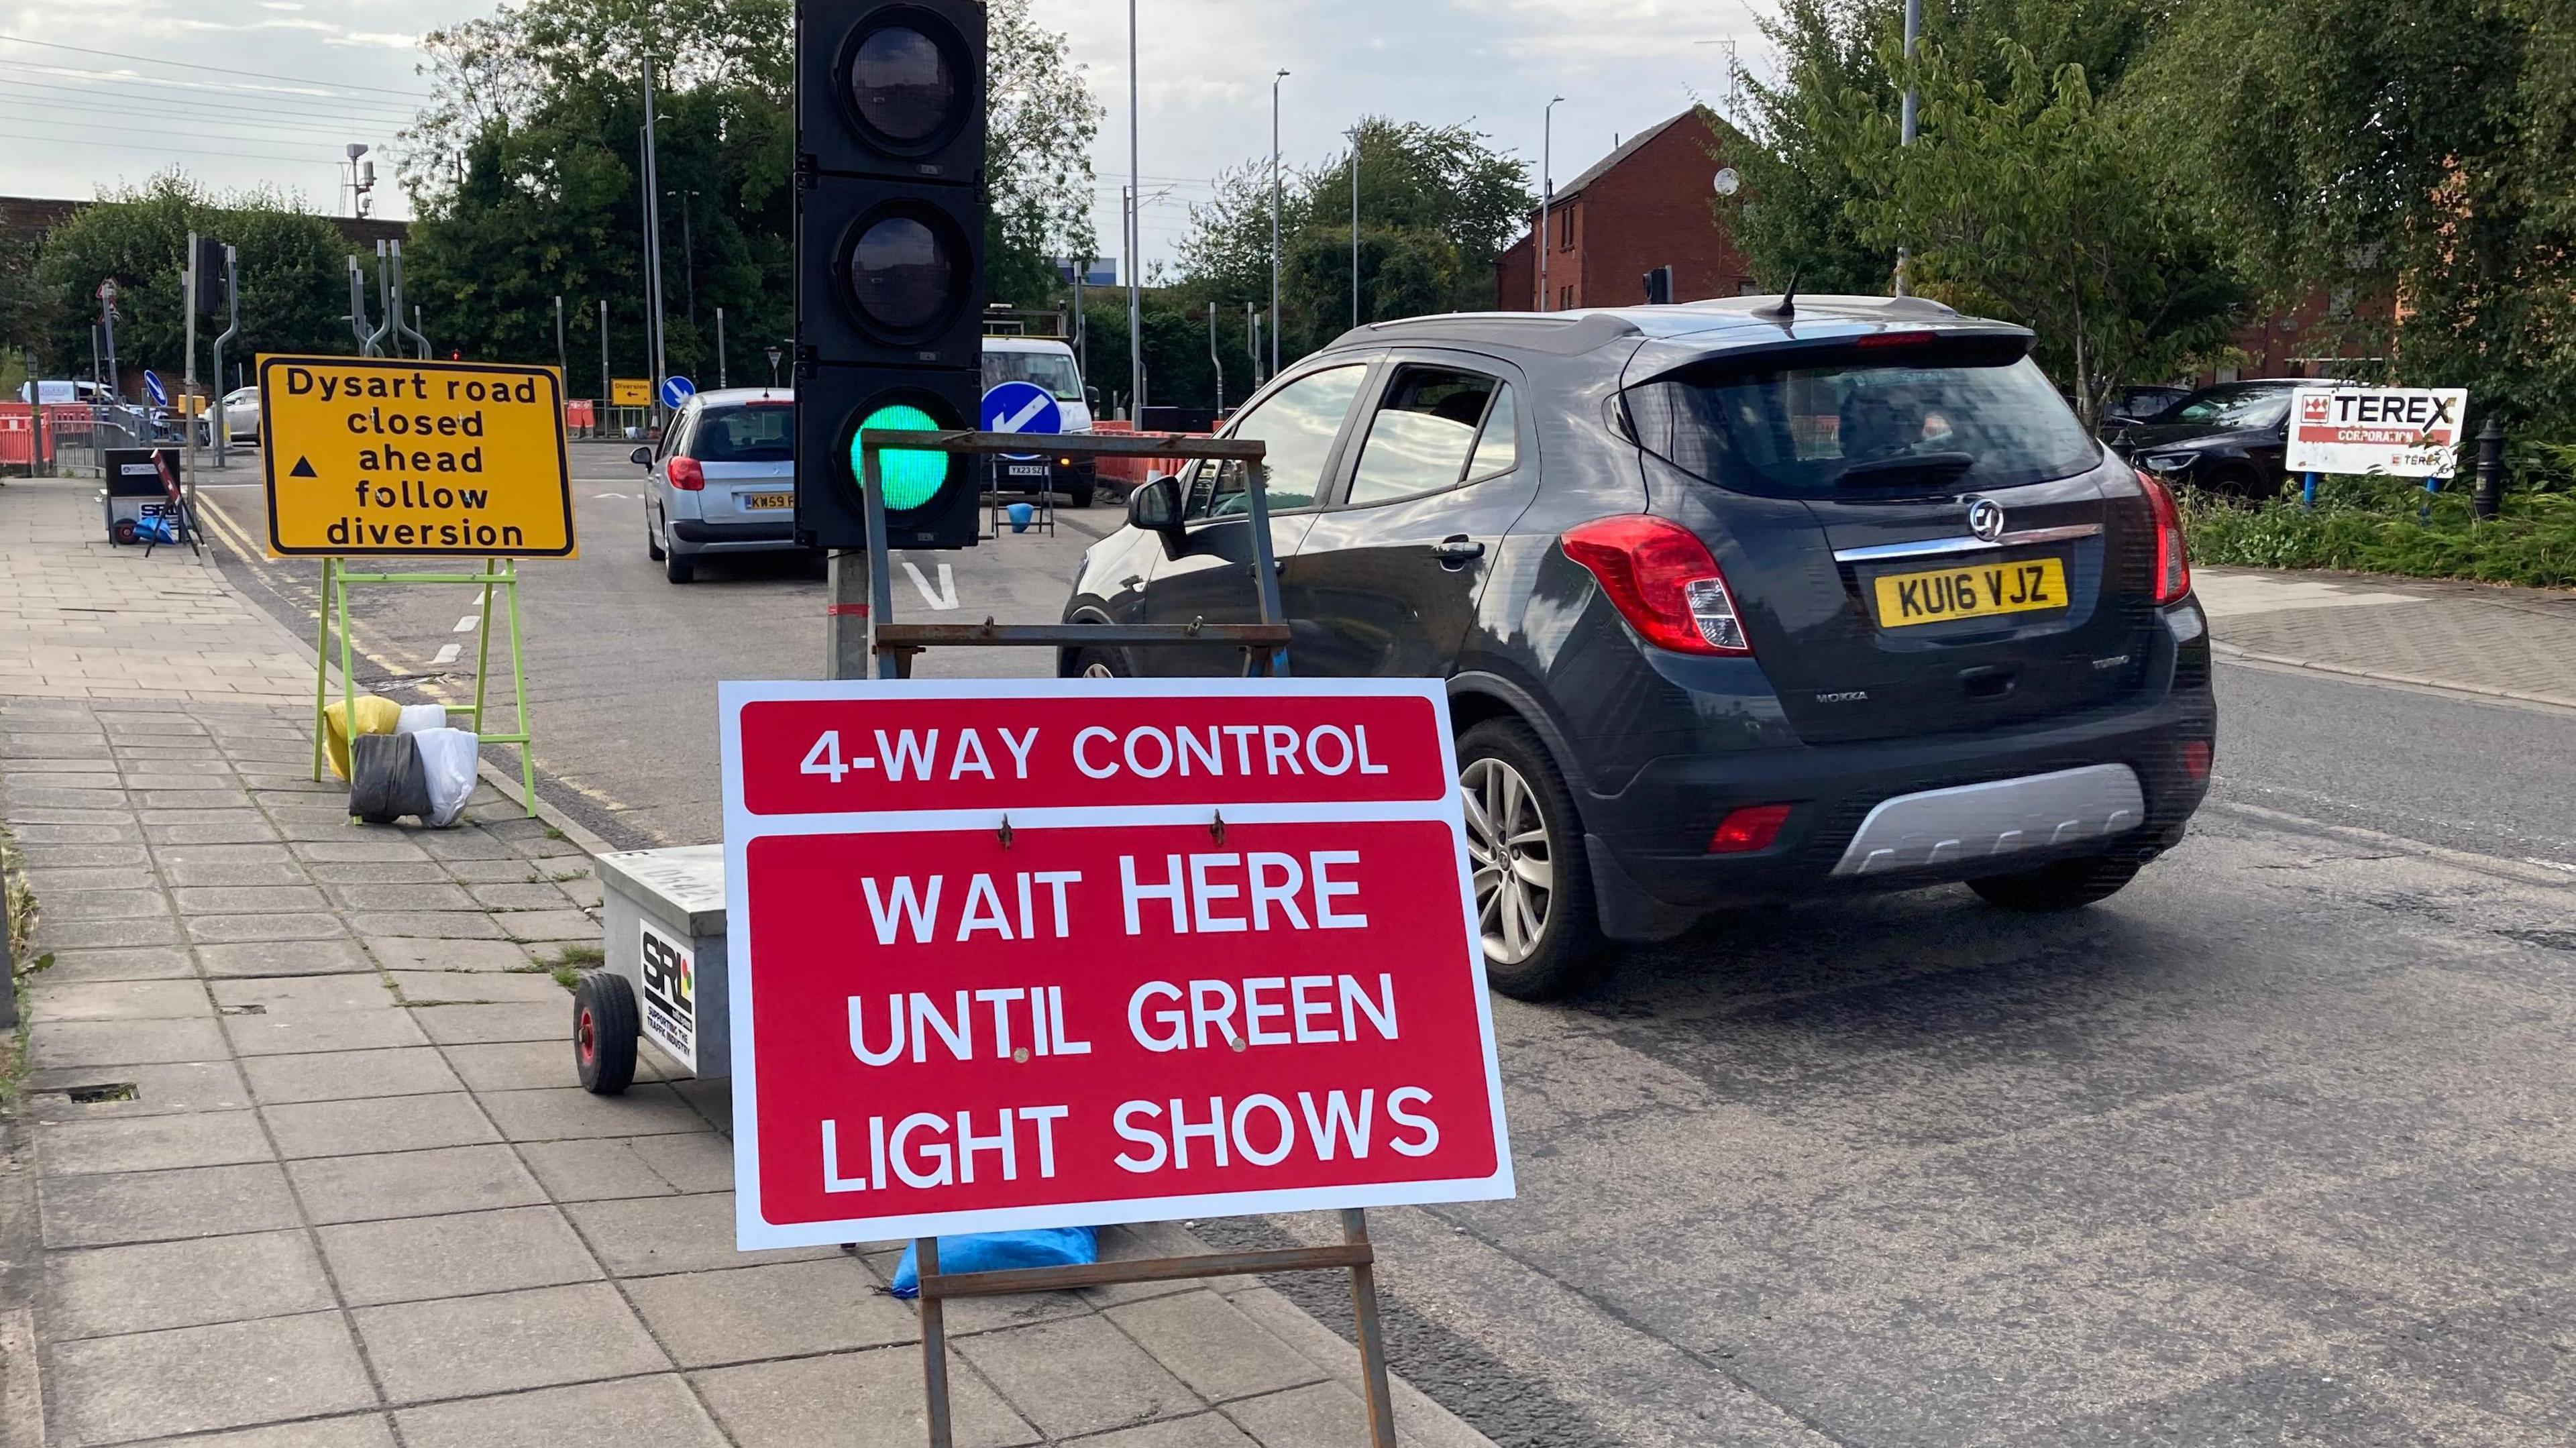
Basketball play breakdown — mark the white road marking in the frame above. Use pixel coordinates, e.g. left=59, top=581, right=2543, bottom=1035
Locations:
left=433, top=643, right=462, bottom=665
left=2528, top=858, right=2576, bottom=875
left=594, top=491, right=633, bottom=500
left=902, top=561, right=959, bottom=610
left=453, top=614, right=480, bottom=632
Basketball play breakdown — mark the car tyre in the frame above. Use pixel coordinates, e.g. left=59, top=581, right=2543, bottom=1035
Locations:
left=663, top=541, right=694, bottom=583
left=1071, top=646, right=1130, bottom=680
left=573, top=970, right=639, bottom=1095
left=1968, top=854, right=2144, bottom=911
left=1068, top=484, right=1096, bottom=508
left=1456, top=718, right=1607, bottom=1001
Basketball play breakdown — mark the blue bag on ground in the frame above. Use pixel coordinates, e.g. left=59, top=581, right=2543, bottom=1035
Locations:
left=889, top=1227, right=1097, bottom=1300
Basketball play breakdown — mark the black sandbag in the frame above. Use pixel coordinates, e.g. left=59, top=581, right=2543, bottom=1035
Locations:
left=348, top=732, right=434, bottom=824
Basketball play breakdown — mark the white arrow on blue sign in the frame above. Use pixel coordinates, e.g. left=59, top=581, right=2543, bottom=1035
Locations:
left=981, top=380, right=1061, bottom=461
left=659, top=375, right=696, bottom=410
left=143, top=370, right=168, bottom=407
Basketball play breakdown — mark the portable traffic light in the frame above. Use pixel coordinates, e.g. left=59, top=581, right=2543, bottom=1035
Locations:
left=794, top=0, right=988, bottom=550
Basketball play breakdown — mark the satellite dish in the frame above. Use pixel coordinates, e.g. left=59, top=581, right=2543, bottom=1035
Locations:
left=1713, top=168, right=1741, bottom=197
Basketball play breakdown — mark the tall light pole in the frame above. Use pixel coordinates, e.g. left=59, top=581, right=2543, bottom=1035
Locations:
left=1347, top=123, right=1361, bottom=329
left=1271, top=69, right=1289, bottom=376
left=1895, top=0, right=1921, bottom=296
left=1126, top=0, right=1143, bottom=420
left=639, top=57, right=669, bottom=418
left=553, top=294, right=568, bottom=391
left=665, top=188, right=700, bottom=330
left=1540, top=95, right=1564, bottom=311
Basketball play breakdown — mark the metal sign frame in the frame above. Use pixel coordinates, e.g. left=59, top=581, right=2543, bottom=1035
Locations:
left=842, top=428, right=1403, bottom=1447
left=311, top=557, right=538, bottom=817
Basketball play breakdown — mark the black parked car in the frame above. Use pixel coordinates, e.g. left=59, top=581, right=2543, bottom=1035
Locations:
left=2100, top=380, right=2316, bottom=497
left=2101, top=384, right=2191, bottom=425
left=1062, top=296, right=2215, bottom=999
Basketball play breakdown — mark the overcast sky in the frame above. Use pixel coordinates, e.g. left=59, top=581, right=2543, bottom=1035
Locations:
left=0, top=0, right=1774, bottom=270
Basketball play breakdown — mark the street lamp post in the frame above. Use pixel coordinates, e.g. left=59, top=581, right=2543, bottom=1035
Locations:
left=1348, top=123, right=1360, bottom=329
left=1271, top=68, right=1289, bottom=377
left=666, top=188, right=700, bottom=330
left=1540, top=95, right=1564, bottom=311
left=1126, top=0, right=1143, bottom=421
left=1895, top=0, right=1921, bottom=296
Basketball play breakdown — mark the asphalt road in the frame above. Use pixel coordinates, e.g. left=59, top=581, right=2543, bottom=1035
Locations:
left=192, top=440, right=2576, bottom=1447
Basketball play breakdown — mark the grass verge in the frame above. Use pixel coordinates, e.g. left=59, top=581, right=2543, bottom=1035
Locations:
left=2180, top=474, right=2576, bottom=589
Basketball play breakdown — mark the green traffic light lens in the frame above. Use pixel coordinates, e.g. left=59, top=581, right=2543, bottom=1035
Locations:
left=851, top=403, right=950, bottom=512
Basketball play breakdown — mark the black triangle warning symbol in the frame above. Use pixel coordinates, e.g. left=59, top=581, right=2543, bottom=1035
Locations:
left=290, top=456, right=317, bottom=478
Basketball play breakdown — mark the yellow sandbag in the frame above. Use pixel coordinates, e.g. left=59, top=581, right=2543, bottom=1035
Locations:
left=321, top=695, right=404, bottom=780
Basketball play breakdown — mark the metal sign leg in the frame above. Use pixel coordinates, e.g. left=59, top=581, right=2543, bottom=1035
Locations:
left=917, top=1235, right=955, bottom=1448
left=1344, top=1209, right=1401, bottom=1448
left=311, top=559, right=336, bottom=781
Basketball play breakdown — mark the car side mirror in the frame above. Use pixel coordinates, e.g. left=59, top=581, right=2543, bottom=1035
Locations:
left=1085, top=386, right=1101, bottom=409
left=629, top=445, right=653, bottom=466
left=1128, top=475, right=1184, bottom=533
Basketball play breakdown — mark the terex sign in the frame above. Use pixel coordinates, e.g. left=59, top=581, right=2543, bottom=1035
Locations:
left=720, top=679, right=1511, bottom=1249
left=2288, top=386, right=2470, bottom=479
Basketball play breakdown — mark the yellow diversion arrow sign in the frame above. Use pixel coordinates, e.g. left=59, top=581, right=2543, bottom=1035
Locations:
left=257, top=354, right=576, bottom=558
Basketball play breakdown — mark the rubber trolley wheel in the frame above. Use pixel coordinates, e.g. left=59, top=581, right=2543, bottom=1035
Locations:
left=111, top=518, right=139, bottom=546
left=572, top=969, right=640, bottom=1095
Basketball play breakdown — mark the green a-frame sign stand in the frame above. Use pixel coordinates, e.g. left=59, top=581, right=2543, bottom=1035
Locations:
left=310, top=556, right=539, bottom=817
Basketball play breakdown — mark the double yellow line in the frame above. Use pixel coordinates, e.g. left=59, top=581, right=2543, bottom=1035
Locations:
left=193, top=491, right=455, bottom=707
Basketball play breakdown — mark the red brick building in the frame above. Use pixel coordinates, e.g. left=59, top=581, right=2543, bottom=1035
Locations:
left=1494, top=110, right=1754, bottom=312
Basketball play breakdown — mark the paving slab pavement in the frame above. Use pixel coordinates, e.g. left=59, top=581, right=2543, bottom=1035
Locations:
left=2194, top=565, right=2576, bottom=709
left=1, top=477, right=1495, bottom=1448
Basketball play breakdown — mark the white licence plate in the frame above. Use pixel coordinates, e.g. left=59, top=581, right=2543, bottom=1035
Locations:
left=740, top=492, right=793, bottom=510
left=1006, top=464, right=1047, bottom=476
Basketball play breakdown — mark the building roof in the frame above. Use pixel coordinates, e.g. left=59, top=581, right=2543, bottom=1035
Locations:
left=1543, top=110, right=1697, bottom=209
left=0, top=194, right=407, bottom=249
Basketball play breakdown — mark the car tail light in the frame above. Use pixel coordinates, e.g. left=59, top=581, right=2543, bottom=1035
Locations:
left=1560, top=516, right=1750, bottom=655
left=1709, top=803, right=1793, bottom=854
left=2181, top=738, right=2212, bottom=783
left=666, top=456, right=706, bottom=491
left=2136, top=469, right=2190, bottom=605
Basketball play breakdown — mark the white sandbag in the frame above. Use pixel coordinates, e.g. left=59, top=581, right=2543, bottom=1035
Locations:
left=395, top=703, right=449, bottom=736
left=413, top=727, right=480, bottom=828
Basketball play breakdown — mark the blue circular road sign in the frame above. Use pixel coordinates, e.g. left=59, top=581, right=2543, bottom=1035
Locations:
left=659, top=374, right=696, bottom=410
left=981, top=380, right=1062, bottom=461
left=143, top=370, right=168, bottom=407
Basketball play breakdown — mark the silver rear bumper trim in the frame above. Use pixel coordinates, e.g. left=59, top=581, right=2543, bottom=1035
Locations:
left=1831, top=763, right=2145, bottom=876
left=1832, top=523, right=2102, bottom=564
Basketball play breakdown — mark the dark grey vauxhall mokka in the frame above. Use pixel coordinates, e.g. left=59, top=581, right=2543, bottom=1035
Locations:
left=1061, top=295, right=2215, bottom=999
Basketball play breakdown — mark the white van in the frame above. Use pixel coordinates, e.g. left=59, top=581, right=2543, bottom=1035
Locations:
left=981, top=335, right=1097, bottom=506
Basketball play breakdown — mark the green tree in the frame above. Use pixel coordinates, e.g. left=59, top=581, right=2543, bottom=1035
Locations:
left=30, top=174, right=352, bottom=385
left=1844, top=42, right=2243, bottom=421
left=0, top=212, right=63, bottom=371
left=1171, top=117, right=1533, bottom=368
left=402, top=0, right=1097, bottom=387
left=2138, top=0, right=2576, bottom=421
left=1724, top=0, right=2242, bottom=421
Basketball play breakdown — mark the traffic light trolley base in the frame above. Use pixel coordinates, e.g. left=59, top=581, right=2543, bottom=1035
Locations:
left=848, top=429, right=1399, bottom=1447
left=310, top=557, right=539, bottom=817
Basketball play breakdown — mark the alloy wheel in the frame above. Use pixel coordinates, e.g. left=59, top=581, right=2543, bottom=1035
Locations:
left=1462, top=756, right=1554, bottom=964
left=1082, top=661, right=1118, bottom=679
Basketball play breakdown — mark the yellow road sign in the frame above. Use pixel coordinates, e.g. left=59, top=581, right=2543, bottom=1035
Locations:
left=258, top=355, right=576, bottom=558
left=610, top=377, right=653, bottom=406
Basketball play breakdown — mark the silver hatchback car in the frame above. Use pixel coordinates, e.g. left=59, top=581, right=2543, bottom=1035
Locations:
left=633, top=388, right=800, bottom=582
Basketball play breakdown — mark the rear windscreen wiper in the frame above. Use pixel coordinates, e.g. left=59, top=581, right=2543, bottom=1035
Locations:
left=1833, top=451, right=1976, bottom=488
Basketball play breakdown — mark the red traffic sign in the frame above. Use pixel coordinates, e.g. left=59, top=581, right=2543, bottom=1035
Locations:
left=720, top=678, right=1513, bottom=1249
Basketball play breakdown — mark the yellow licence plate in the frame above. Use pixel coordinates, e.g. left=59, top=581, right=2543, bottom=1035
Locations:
left=741, top=492, right=793, bottom=510
left=1872, top=557, right=2070, bottom=628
